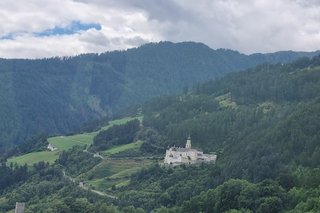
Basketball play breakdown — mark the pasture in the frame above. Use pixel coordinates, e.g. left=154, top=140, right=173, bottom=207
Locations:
left=7, top=116, right=141, bottom=166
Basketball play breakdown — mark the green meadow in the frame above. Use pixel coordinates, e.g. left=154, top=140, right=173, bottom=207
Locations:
left=7, top=116, right=141, bottom=166
left=48, top=133, right=95, bottom=151
left=7, top=150, right=59, bottom=166
left=103, top=140, right=143, bottom=156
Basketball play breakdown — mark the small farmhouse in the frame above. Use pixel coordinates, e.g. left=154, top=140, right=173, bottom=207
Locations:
left=47, top=143, right=57, bottom=151
left=163, top=137, right=217, bottom=166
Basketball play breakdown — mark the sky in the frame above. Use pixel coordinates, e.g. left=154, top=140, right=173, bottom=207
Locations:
left=0, top=0, right=320, bottom=58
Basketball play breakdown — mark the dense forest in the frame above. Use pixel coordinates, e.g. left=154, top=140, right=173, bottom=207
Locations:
left=92, top=119, right=141, bottom=151
left=1, top=55, right=320, bottom=212
left=0, top=41, right=319, bottom=150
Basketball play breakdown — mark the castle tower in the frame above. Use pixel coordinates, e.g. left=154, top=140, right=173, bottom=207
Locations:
left=186, top=136, right=191, bottom=149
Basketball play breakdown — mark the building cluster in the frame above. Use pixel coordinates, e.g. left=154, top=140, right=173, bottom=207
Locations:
left=163, top=137, right=217, bottom=166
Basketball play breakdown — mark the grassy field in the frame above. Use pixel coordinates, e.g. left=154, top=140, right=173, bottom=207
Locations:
left=103, top=140, right=143, bottom=156
left=100, top=116, right=143, bottom=131
left=49, top=116, right=142, bottom=151
left=7, top=150, right=59, bottom=166
left=48, top=134, right=95, bottom=151
left=7, top=116, right=141, bottom=166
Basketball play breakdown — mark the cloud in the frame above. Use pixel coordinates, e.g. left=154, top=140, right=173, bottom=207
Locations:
left=0, top=0, right=320, bottom=58
left=0, top=0, right=162, bottom=58
left=152, top=0, right=320, bottom=53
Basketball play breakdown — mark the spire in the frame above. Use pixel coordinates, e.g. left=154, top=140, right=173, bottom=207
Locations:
left=186, top=136, right=191, bottom=149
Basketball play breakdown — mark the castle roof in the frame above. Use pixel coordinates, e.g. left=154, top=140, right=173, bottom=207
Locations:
left=170, top=147, right=197, bottom=152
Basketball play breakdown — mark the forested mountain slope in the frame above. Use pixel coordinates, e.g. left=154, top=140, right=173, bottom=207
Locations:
left=141, top=56, right=320, bottom=168
left=0, top=41, right=318, bottom=148
left=115, top=55, right=320, bottom=212
left=1, top=56, right=320, bottom=212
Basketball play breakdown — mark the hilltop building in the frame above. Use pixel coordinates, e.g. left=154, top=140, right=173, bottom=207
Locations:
left=47, top=143, right=57, bottom=151
left=163, top=137, right=217, bottom=166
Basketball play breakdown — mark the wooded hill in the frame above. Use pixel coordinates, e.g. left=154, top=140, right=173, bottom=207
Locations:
left=116, top=55, right=320, bottom=212
left=1, top=56, right=320, bottom=212
left=139, top=55, right=320, bottom=176
left=0, top=41, right=319, bottom=149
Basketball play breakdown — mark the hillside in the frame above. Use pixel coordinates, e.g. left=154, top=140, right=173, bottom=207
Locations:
left=140, top=56, right=320, bottom=170
left=1, top=56, right=320, bottom=212
left=115, top=55, right=320, bottom=212
left=6, top=117, right=138, bottom=166
left=0, top=41, right=319, bottom=149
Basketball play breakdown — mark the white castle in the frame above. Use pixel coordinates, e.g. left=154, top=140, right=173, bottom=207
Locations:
left=163, top=137, right=217, bottom=166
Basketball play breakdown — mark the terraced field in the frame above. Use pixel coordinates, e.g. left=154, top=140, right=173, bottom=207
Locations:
left=85, top=158, right=155, bottom=191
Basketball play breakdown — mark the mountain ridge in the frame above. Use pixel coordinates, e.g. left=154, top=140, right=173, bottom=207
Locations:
left=0, top=41, right=319, bottom=148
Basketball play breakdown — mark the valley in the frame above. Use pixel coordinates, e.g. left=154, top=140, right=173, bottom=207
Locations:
left=1, top=50, right=320, bottom=213
left=1, top=1, right=320, bottom=212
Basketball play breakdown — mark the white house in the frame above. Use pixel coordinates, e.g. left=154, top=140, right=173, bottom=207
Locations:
left=163, top=137, right=217, bottom=166
left=47, top=143, right=57, bottom=151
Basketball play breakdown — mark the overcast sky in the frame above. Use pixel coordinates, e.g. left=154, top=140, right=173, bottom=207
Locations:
left=1, top=0, right=320, bottom=58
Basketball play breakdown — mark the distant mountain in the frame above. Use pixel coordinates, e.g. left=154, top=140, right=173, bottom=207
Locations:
left=0, top=41, right=319, bottom=147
